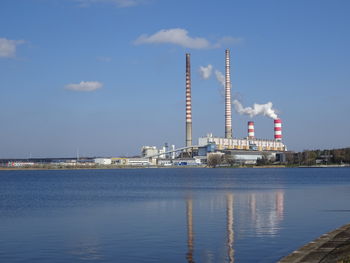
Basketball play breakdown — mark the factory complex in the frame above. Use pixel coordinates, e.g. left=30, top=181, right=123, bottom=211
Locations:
left=138, top=49, right=288, bottom=166
left=0, top=50, right=287, bottom=168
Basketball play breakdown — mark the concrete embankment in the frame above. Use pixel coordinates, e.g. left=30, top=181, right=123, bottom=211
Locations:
left=279, top=223, right=350, bottom=263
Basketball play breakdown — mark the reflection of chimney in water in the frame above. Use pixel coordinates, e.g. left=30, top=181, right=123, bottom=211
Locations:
left=226, top=194, right=234, bottom=263
left=249, top=193, right=256, bottom=221
left=275, top=191, right=284, bottom=220
left=186, top=199, right=195, bottom=263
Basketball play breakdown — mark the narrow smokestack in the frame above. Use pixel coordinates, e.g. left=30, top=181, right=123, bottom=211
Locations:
left=186, top=53, right=192, bottom=147
left=274, top=119, right=282, bottom=141
left=225, top=49, right=233, bottom=139
left=248, top=121, right=255, bottom=139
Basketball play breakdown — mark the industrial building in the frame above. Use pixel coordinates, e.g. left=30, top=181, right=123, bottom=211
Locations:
left=94, top=158, right=112, bottom=165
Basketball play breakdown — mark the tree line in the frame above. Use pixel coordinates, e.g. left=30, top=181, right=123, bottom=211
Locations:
left=284, top=147, right=350, bottom=166
left=206, top=147, right=350, bottom=167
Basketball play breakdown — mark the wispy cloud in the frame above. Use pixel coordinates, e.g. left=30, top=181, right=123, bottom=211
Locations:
left=134, top=28, right=243, bottom=49
left=199, top=64, right=213, bottom=79
left=96, top=56, right=112, bottom=62
left=0, top=38, right=25, bottom=58
left=65, top=81, right=103, bottom=92
left=214, top=36, right=244, bottom=48
left=75, top=0, right=145, bottom=7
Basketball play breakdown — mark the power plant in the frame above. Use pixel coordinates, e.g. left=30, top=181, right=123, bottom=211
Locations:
left=196, top=49, right=286, bottom=153
left=139, top=49, right=287, bottom=166
left=197, top=50, right=286, bottom=155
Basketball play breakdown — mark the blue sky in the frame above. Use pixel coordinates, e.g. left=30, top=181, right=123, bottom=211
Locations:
left=0, top=0, right=349, bottom=158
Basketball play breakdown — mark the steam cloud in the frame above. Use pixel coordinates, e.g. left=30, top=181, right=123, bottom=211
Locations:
left=199, top=64, right=213, bottom=79
left=215, top=70, right=225, bottom=87
left=233, top=100, right=278, bottom=120
left=206, top=69, right=279, bottom=120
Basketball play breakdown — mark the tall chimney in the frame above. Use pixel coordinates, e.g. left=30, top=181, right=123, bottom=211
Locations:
left=274, top=119, right=282, bottom=141
left=248, top=121, right=255, bottom=139
left=186, top=53, right=192, bottom=147
left=225, top=49, right=233, bottom=139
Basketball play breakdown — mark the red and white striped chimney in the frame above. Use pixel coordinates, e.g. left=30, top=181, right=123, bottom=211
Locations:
left=274, top=119, right=282, bottom=141
left=248, top=121, right=255, bottom=139
left=225, top=49, right=233, bottom=139
left=185, top=53, right=192, bottom=147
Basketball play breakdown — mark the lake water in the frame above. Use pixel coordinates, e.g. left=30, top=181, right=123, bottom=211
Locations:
left=0, top=168, right=350, bottom=262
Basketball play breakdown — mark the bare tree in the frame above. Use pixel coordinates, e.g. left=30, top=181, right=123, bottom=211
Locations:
left=224, top=154, right=236, bottom=167
left=285, top=152, right=295, bottom=165
left=257, top=152, right=273, bottom=166
left=207, top=153, right=223, bottom=168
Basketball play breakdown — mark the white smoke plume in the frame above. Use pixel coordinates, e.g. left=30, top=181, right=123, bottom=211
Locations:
left=215, top=70, right=225, bottom=87
left=212, top=69, right=279, bottom=120
left=233, top=99, right=278, bottom=120
left=199, top=64, right=213, bottom=79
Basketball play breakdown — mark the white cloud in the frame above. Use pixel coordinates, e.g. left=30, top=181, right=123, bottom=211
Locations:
left=75, top=0, right=144, bottom=7
left=199, top=64, right=213, bottom=79
left=65, top=81, right=103, bottom=92
left=134, top=28, right=211, bottom=49
left=134, top=28, right=243, bottom=49
left=0, top=38, right=25, bottom=58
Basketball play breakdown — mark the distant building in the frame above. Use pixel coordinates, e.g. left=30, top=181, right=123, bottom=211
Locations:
left=7, top=161, right=34, bottom=167
left=141, top=146, right=158, bottom=158
left=111, top=158, right=128, bottom=165
left=173, top=158, right=201, bottom=166
left=158, top=159, right=172, bottom=166
left=127, top=158, right=151, bottom=166
left=94, top=158, right=112, bottom=165
left=199, top=134, right=286, bottom=151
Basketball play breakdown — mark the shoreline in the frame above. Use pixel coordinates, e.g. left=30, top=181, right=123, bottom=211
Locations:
left=279, top=223, right=350, bottom=263
left=0, top=164, right=348, bottom=171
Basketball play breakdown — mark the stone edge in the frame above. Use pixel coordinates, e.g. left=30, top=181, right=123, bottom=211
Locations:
left=278, top=223, right=350, bottom=263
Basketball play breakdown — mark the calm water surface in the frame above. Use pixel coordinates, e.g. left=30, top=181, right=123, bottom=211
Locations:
left=1, top=168, right=350, bottom=262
